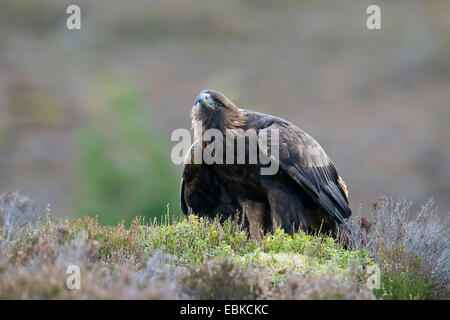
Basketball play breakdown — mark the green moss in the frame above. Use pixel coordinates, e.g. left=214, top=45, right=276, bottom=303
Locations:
left=140, top=214, right=372, bottom=281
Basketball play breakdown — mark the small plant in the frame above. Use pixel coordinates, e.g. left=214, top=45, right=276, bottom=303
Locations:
left=373, top=244, right=438, bottom=300
left=342, top=196, right=449, bottom=299
left=0, top=191, right=40, bottom=246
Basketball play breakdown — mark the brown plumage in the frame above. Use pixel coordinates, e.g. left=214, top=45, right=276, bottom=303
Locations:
left=181, top=89, right=351, bottom=236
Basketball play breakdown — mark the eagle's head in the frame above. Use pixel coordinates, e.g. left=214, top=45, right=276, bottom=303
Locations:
left=192, top=89, right=245, bottom=132
left=194, top=89, right=236, bottom=112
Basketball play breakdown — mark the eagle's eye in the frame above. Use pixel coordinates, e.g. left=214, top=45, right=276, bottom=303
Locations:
left=216, top=102, right=222, bottom=107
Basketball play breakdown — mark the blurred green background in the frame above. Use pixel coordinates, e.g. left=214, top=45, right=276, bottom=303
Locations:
left=0, top=0, right=449, bottom=224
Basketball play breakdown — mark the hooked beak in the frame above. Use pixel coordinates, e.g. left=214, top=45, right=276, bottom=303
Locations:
left=194, top=92, right=215, bottom=110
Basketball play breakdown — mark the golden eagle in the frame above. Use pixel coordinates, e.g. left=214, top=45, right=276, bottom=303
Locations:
left=181, top=89, right=351, bottom=237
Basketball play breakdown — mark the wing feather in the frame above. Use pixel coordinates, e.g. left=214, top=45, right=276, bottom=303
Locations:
left=255, top=117, right=351, bottom=223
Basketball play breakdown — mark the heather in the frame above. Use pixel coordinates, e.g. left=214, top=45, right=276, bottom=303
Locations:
left=1, top=191, right=448, bottom=299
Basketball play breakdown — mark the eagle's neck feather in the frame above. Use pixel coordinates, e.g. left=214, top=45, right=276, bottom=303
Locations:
left=191, top=105, right=246, bottom=141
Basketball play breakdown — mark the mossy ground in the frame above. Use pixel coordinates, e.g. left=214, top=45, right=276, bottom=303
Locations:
left=140, top=215, right=372, bottom=282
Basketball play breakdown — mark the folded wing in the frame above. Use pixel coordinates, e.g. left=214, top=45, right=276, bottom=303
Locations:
left=256, top=118, right=351, bottom=224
